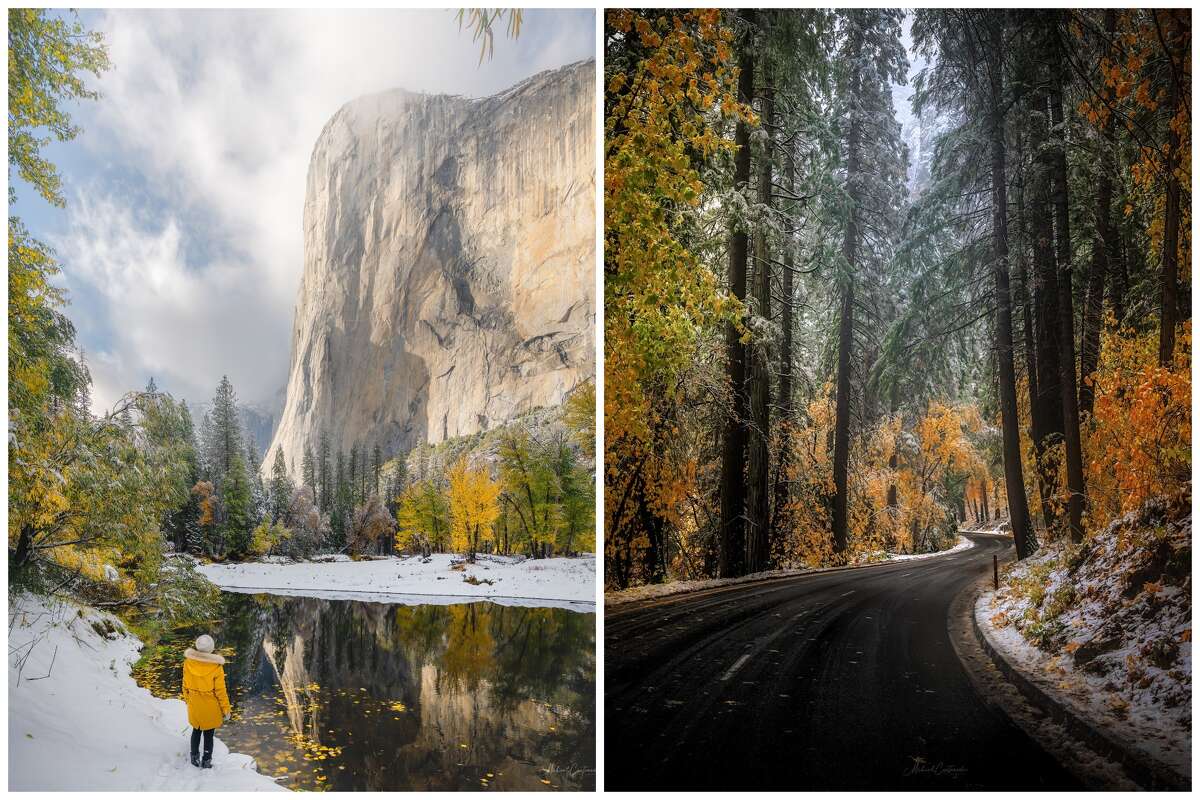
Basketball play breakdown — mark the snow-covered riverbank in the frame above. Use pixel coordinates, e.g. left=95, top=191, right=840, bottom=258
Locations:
left=8, top=595, right=283, bottom=792
left=198, top=554, right=596, bottom=611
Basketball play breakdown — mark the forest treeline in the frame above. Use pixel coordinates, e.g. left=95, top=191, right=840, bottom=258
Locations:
left=604, top=9, right=1190, bottom=589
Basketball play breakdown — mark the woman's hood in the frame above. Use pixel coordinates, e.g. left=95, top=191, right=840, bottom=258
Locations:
left=184, top=647, right=225, bottom=666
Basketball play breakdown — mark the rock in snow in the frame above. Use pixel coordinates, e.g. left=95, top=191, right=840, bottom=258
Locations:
left=8, top=595, right=283, bottom=792
left=266, top=60, right=596, bottom=475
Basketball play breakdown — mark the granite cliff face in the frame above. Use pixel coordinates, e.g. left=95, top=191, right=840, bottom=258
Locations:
left=267, top=61, right=595, bottom=472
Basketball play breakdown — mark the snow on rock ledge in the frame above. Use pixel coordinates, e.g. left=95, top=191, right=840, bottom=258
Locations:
left=8, top=595, right=283, bottom=792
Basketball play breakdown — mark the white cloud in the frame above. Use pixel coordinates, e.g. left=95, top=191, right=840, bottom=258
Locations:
left=54, top=9, right=594, bottom=413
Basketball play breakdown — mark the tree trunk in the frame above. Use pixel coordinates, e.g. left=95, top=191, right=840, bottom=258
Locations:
left=772, top=140, right=797, bottom=546
left=746, top=55, right=774, bottom=575
left=1079, top=9, right=1117, bottom=418
left=718, top=11, right=755, bottom=578
left=1049, top=29, right=1086, bottom=544
left=1110, top=215, right=1129, bottom=325
left=1159, top=52, right=1181, bottom=366
left=1030, top=87, right=1064, bottom=532
left=988, top=18, right=1038, bottom=559
left=981, top=477, right=990, bottom=523
left=832, top=30, right=863, bottom=558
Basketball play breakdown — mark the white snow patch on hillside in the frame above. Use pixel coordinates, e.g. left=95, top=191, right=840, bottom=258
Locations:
left=198, top=554, right=596, bottom=611
left=978, top=497, right=1190, bottom=780
left=8, top=595, right=283, bottom=792
left=607, top=536, right=974, bottom=606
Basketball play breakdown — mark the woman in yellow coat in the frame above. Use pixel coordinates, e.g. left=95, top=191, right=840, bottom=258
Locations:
left=182, top=634, right=231, bottom=768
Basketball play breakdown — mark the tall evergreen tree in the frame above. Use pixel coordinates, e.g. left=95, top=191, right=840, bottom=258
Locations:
left=830, top=9, right=908, bottom=556
left=222, top=453, right=254, bottom=557
left=203, top=376, right=244, bottom=490
left=717, top=9, right=757, bottom=579
left=269, top=447, right=294, bottom=524
left=302, top=443, right=316, bottom=491
left=318, top=431, right=331, bottom=512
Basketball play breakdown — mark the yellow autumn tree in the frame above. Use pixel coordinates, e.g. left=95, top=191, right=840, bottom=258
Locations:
left=604, top=9, right=752, bottom=588
left=447, top=457, right=500, bottom=562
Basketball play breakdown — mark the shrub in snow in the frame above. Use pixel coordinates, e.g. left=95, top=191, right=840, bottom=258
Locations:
left=148, top=560, right=221, bottom=633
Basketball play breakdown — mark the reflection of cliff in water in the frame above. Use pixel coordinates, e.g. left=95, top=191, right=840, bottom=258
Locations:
left=219, top=595, right=594, bottom=791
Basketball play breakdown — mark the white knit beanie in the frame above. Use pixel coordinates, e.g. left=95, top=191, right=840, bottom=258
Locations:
left=195, top=634, right=215, bottom=653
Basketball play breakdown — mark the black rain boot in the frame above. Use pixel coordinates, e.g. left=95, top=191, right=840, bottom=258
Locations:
left=201, top=754, right=213, bottom=769
left=190, top=753, right=200, bottom=768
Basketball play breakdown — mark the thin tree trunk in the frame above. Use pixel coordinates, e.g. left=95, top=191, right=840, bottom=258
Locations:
left=1110, top=216, right=1129, bottom=325
left=1159, top=49, right=1182, bottom=366
left=746, top=54, right=774, bottom=575
left=988, top=17, right=1038, bottom=559
left=1079, top=9, right=1117, bottom=418
left=1030, top=87, right=1064, bottom=532
left=1049, top=28, right=1086, bottom=544
left=772, top=138, right=797, bottom=545
left=718, top=11, right=756, bottom=578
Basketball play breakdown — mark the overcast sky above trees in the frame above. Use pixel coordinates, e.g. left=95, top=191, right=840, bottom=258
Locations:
left=15, top=9, right=595, bottom=414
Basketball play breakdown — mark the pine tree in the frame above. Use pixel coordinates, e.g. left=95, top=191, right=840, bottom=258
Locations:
left=831, top=9, right=908, bottom=557
left=222, top=453, right=254, bottom=557
left=718, top=9, right=757, bottom=579
left=269, top=447, right=294, bottom=524
left=302, top=443, right=316, bottom=491
left=317, top=431, right=331, bottom=512
left=349, top=444, right=360, bottom=506
left=203, top=376, right=244, bottom=490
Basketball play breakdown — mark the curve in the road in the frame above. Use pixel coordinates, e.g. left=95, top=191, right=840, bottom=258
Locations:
left=605, top=533, right=1083, bottom=790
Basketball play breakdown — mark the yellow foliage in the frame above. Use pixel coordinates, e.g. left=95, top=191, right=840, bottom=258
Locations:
left=447, top=457, right=500, bottom=558
left=604, top=10, right=750, bottom=588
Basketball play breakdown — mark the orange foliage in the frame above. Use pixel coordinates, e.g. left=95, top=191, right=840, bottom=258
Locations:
left=1084, top=321, right=1191, bottom=527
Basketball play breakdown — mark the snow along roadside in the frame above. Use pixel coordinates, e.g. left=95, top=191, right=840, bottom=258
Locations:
left=198, top=553, right=596, bottom=612
left=975, top=589, right=1190, bottom=787
left=606, top=535, right=975, bottom=607
left=8, top=594, right=283, bottom=792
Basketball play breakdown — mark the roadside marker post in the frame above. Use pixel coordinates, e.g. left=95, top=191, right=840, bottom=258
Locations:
left=993, top=554, right=999, bottom=590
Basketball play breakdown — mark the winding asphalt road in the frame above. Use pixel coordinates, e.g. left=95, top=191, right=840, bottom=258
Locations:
left=605, top=533, right=1083, bottom=790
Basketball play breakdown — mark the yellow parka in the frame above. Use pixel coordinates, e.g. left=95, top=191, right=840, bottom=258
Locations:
left=182, top=648, right=231, bottom=730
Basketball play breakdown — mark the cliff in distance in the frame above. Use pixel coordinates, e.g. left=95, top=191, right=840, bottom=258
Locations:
left=267, top=60, right=595, bottom=473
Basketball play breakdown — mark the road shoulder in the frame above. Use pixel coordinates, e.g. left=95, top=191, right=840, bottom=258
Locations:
left=951, top=571, right=1188, bottom=789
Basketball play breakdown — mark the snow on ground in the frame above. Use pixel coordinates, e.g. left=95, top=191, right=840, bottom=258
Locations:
left=606, top=536, right=973, bottom=606
left=977, top=494, right=1191, bottom=779
left=861, top=534, right=976, bottom=563
left=198, top=554, right=596, bottom=611
left=8, top=594, right=283, bottom=792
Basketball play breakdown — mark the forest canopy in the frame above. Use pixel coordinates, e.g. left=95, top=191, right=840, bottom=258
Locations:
left=603, top=8, right=1190, bottom=589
